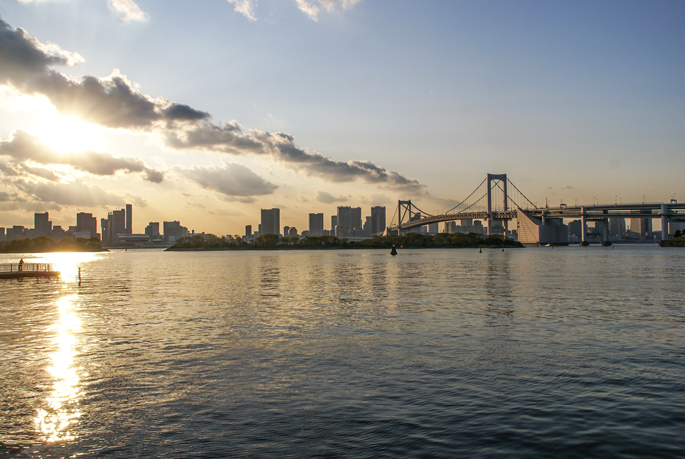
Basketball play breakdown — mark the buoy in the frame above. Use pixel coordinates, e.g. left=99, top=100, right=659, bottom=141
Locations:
left=479, top=247, right=482, bottom=253
left=390, top=245, right=397, bottom=256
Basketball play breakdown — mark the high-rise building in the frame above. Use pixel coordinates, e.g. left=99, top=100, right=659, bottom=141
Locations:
left=609, top=218, right=626, bottom=239
left=101, top=209, right=126, bottom=246
left=34, top=212, right=51, bottom=237
left=336, top=206, right=362, bottom=237
left=309, top=213, right=324, bottom=236
left=145, top=222, right=160, bottom=237
left=245, top=225, right=252, bottom=237
left=163, top=221, right=188, bottom=243
left=76, top=212, right=98, bottom=239
left=283, top=226, right=290, bottom=238
left=260, top=208, right=280, bottom=235
left=0, top=227, right=5, bottom=242
left=288, top=227, right=298, bottom=237
left=370, top=206, right=386, bottom=235
left=331, top=216, right=337, bottom=233
left=630, top=214, right=652, bottom=238
left=126, top=204, right=133, bottom=234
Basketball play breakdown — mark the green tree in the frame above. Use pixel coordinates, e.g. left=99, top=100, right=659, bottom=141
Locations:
left=254, top=233, right=280, bottom=248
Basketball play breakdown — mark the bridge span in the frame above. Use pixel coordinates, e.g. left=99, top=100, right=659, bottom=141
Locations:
left=390, top=174, right=685, bottom=245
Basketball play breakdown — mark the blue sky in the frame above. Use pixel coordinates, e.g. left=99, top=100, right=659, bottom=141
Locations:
left=0, top=0, right=683, bottom=234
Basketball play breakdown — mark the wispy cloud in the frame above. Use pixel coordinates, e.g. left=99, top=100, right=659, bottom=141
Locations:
left=107, top=0, right=149, bottom=22
left=296, top=0, right=362, bottom=21
left=226, top=0, right=257, bottom=21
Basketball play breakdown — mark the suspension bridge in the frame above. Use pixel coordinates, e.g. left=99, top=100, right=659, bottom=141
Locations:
left=389, top=173, right=685, bottom=245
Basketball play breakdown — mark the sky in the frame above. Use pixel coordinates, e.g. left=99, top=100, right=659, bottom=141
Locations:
left=0, top=0, right=683, bottom=235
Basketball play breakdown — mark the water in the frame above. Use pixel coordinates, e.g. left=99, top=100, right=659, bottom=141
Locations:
left=1, top=246, right=684, bottom=458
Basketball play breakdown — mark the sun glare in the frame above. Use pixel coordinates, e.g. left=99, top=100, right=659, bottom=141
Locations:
left=38, top=115, right=102, bottom=153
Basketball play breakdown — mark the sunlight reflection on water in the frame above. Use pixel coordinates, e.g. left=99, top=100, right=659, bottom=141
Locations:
left=33, top=294, right=83, bottom=442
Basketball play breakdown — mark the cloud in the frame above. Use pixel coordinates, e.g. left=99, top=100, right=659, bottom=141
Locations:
left=14, top=179, right=125, bottom=206
left=0, top=130, right=164, bottom=182
left=0, top=17, right=424, bottom=193
left=107, top=0, right=148, bottom=22
left=295, top=0, right=320, bottom=21
left=315, top=191, right=348, bottom=204
left=182, top=162, right=278, bottom=202
left=227, top=0, right=257, bottom=21
left=296, top=0, right=362, bottom=20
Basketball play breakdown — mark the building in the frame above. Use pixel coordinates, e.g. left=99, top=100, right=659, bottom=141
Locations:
left=428, top=222, right=439, bottom=234
left=126, top=204, right=133, bottom=234
left=609, top=217, right=626, bottom=239
left=309, top=213, right=324, bottom=236
left=76, top=212, right=98, bottom=239
left=288, top=227, right=298, bottom=237
left=34, top=212, right=51, bottom=237
left=261, top=208, right=280, bottom=235
left=568, top=220, right=582, bottom=237
left=370, top=206, right=386, bottom=235
left=245, top=225, right=252, bottom=237
left=336, top=206, right=362, bottom=237
left=630, top=214, right=652, bottom=239
left=283, top=226, right=290, bottom=238
left=145, top=222, right=160, bottom=237
left=0, top=227, right=5, bottom=242
left=163, top=221, right=188, bottom=243
left=517, top=211, right=568, bottom=245
left=331, top=216, right=337, bottom=234
left=7, top=226, right=25, bottom=241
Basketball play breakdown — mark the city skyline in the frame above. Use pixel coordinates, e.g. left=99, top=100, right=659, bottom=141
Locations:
left=0, top=1, right=684, bottom=234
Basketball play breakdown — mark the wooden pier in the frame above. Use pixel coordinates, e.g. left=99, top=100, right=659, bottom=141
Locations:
left=0, top=263, right=60, bottom=279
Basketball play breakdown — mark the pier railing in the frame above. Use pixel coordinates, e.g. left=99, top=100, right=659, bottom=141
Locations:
left=0, top=263, right=54, bottom=273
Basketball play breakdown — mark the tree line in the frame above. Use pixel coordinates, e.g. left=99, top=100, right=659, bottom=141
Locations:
left=168, top=232, right=524, bottom=251
left=0, top=236, right=104, bottom=253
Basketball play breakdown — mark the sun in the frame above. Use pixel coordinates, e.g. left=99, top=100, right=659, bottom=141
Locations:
left=38, top=114, right=103, bottom=153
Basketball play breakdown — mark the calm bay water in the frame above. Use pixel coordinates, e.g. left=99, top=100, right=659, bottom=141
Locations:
left=1, top=246, right=684, bottom=458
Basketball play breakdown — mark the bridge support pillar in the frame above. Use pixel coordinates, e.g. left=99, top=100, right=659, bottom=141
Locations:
left=581, top=207, right=588, bottom=245
left=661, top=204, right=669, bottom=241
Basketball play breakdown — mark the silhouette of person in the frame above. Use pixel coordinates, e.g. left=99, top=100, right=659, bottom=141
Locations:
left=19, top=258, right=24, bottom=271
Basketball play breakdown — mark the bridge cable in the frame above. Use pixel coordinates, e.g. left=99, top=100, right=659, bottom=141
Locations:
left=444, top=178, right=487, bottom=214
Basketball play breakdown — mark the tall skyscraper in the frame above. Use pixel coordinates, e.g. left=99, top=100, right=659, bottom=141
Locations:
left=283, top=226, right=290, bottom=238
left=331, top=216, right=338, bottom=233
left=309, top=213, right=324, bottom=236
left=245, top=225, right=252, bottom=237
left=260, top=208, right=280, bottom=235
left=125, top=204, right=133, bottom=234
left=34, top=212, right=51, bottom=237
left=630, top=213, right=652, bottom=238
left=370, top=206, right=386, bottom=235
left=609, top=218, right=626, bottom=238
left=101, top=209, right=126, bottom=245
left=76, top=212, right=97, bottom=238
left=336, top=206, right=362, bottom=237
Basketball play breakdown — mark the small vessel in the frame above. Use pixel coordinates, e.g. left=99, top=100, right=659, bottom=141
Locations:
left=390, top=245, right=397, bottom=256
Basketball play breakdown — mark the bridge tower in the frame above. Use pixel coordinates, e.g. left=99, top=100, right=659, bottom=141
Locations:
left=487, top=173, right=508, bottom=236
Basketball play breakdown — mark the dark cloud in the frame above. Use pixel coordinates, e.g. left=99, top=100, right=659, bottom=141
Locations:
left=0, top=130, right=164, bottom=182
left=182, top=163, right=278, bottom=202
left=315, top=190, right=349, bottom=204
left=0, top=17, right=424, bottom=192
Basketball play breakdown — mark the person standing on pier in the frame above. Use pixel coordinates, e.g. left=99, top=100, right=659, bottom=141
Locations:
left=18, top=258, right=24, bottom=271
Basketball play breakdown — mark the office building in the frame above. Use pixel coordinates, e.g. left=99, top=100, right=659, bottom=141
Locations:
left=309, top=213, right=324, bottom=236
left=428, top=222, right=439, bottom=234
left=261, top=208, right=280, bottom=235
left=0, top=228, right=5, bottom=242
left=7, top=226, right=25, bottom=241
left=336, top=206, right=362, bottom=237
left=163, top=221, right=188, bottom=243
left=145, top=222, right=160, bottom=237
left=76, top=212, right=98, bottom=239
left=288, top=227, right=298, bottom=237
left=331, top=216, right=337, bottom=233
left=126, top=204, right=133, bottom=234
left=283, top=226, right=290, bottom=238
left=34, top=212, right=51, bottom=237
left=370, top=206, right=386, bottom=235
left=245, top=225, right=252, bottom=237
left=630, top=214, right=652, bottom=238
left=609, top=218, right=626, bottom=239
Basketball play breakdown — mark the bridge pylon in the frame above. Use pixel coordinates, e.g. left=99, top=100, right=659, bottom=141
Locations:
left=487, top=173, right=508, bottom=236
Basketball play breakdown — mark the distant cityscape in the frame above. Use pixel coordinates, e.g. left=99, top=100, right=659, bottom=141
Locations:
left=1, top=204, right=683, bottom=247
